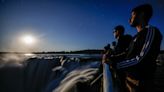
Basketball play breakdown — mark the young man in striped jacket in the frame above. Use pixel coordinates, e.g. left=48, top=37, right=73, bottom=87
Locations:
left=103, top=4, right=163, bottom=92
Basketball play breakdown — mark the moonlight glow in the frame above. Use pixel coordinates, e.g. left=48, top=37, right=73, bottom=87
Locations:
left=21, top=35, right=35, bottom=45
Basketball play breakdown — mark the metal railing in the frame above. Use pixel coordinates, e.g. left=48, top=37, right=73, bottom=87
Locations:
left=103, top=63, right=114, bottom=92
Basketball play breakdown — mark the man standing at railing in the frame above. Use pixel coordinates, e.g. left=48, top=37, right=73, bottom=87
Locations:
left=112, top=25, right=132, bottom=92
left=103, top=4, right=163, bottom=92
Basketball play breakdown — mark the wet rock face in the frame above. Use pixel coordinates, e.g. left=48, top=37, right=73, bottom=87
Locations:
left=0, top=64, right=25, bottom=92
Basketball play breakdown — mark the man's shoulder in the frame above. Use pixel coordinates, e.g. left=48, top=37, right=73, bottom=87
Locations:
left=147, top=25, right=159, bottom=31
left=147, top=25, right=163, bottom=41
left=151, top=26, right=159, bottom=31
left=150, top=26, right=162, bottom=36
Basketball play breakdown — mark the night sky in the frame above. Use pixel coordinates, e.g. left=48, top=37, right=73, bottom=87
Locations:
left=0, top=0, right=164, bottom=52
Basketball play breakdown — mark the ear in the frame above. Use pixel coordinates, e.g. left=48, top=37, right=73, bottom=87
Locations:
left=138, top=12, right=146, bottom=23
left=140, top=12, right=145, bottom=17
left=138, top=12, right=145, bottom=20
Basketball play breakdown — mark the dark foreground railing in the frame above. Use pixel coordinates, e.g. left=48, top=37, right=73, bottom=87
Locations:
left=103, top=63, right=114, bottom=92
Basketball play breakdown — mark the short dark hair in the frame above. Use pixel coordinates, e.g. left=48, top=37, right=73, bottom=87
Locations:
left=132, top=4, right=153, bottom=22
left=114, top=25, right=124, bottom=34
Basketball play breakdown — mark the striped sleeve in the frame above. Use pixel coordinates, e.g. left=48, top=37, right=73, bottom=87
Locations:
left=117, top=27, right=155, bottom=69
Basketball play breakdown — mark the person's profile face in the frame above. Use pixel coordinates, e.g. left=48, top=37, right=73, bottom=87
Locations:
left=113, top=30, right=119, bottom=39
left=129, top=11, right=138, bottom=27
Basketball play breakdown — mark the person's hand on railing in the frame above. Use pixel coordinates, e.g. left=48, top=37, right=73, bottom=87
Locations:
left=102, top=54, right=112, bottom=64
left=102, top=54, right=118, bottom=71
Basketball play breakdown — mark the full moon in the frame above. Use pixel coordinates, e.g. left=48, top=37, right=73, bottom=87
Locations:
left=21, top=35, right=35, bottom=45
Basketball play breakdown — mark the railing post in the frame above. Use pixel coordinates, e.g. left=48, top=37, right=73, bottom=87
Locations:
left=103, top=63, right=113, bottom=92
